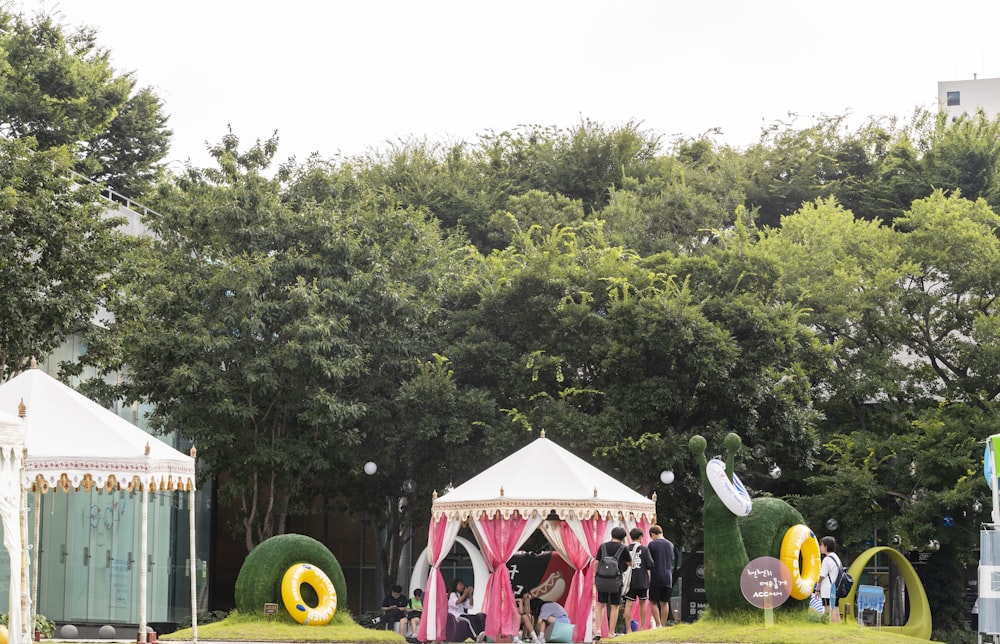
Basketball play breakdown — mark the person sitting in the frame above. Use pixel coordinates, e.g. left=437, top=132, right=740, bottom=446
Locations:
left=448, top=578, right=487, bottom=641
left=381, top=584, right=409, bottom=634
left=407, top=588, right=423, bottom=636
left=516, top=595, right=541, bottom=643
left=535, top=599, right=569, bottom=642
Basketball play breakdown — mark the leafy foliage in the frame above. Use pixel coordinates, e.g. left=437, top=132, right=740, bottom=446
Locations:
left=0, top=136, right=128, bottom=379
left=0, top=8, right=171, bottom=195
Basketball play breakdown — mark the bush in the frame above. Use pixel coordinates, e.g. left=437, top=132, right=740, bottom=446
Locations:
left=0, top=613, right=55, bottom=638
left=234, top=534, right=347, bottom=617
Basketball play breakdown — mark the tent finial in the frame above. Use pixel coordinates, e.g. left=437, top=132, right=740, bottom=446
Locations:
left=652, top=491, right=657, bottom=503
left=594, top=486, right=598, bottom=498
left=29, top=356, right=37, bottom=369
left=432, top=490, right=438, bottom=501
left=190, top=444, right=197, bottom=458
left=540, top=429, right=546, bottom=439
left=500, top=485, right=505, bottom=496
left=17, top=398, right=25, bottom=418
left=144, top=442, right=150, bottom=456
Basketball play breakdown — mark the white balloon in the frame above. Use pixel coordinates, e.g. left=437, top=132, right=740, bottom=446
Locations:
left=364, top=461, right=377, bottom=475
left=660, top=470, right=675, bottom=485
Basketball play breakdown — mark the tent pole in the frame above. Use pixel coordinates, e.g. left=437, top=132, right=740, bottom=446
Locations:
left=30, top=486, right=40, bottom=641
left=139, top=483, right=148, bottom=643
left=189, top=487, right=197, bottom=643
left=19, top=451, right=30, bottom=644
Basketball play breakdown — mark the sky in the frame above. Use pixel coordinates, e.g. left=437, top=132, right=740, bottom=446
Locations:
left=15, top=1, right=1000, bottom=172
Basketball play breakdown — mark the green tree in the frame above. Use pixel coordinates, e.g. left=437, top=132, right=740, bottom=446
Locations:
left=0, top=136, right=128, bottom=379
left=892, top=190, right=1000, bottom=405
left=754, top=197, right=911, bottom=429
left=0, top=9, right=171, bottom=195
left=440, top=219, right=823, bottom=544
left=599, top=134, right=746, bottom=256
left=105, top=133, right=369, bottom=551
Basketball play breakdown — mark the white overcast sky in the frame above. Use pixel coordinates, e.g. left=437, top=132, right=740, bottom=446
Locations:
left=16, top=1, right=1000, bottom=171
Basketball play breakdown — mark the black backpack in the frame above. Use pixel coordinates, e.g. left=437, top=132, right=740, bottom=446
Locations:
left=831, top=553, right=854, bottom=598
left=595, top=543, right=625, bottom=593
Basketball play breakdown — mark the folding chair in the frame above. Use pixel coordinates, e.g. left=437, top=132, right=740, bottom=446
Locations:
left=855, top=584, right=886, bottom=628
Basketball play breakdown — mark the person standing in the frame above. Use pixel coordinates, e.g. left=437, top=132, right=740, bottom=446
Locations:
left=646, top=524, right=675, bottom=627
left=622, top=527, right=654, bottom=633
left=594, top=526, right=630, bottom=638
left=817, top=536, right=843, bottom=623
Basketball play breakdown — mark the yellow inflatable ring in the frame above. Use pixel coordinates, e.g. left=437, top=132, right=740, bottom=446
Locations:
left=779, top=524, right=821, bottom=600
left=281, top=562, right=337, bottom=625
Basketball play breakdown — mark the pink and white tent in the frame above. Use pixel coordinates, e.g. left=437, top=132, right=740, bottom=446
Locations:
left=418, top=432, right=656, bottom=643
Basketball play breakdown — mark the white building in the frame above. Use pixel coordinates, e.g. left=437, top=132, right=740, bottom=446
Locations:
left=938, top=76, right=1000, bottom=119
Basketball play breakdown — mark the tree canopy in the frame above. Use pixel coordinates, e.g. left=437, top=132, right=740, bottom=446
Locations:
left=0, top=8, right=171, bottom=195
left=11, top=8, right=1000, bottom=634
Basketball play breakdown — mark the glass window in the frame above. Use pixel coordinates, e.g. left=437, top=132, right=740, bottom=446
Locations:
left=947, top=91, right=961, bottom=106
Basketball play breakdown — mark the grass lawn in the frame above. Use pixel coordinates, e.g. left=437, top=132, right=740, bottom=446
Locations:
left=162, top=609, right=942, bottom=643
left=615, top=610, right=941, bottom=643
left=162, top=612, right=407, bottom=642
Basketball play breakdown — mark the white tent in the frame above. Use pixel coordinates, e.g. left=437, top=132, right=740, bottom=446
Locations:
left=432, top=434, right=657, bottom=521
left=0, top=366, right=198, bottom=644
left=419, top=432, right=656, bottom=643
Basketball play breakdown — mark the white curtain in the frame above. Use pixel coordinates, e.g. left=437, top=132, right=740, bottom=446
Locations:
left=0, top=446, right=23, bottom=644
left=420, top=517, right=462, bottom=642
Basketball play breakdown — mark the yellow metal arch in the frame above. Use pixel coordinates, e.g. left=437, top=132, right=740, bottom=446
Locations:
left=843, top=546, right=932, bottom=640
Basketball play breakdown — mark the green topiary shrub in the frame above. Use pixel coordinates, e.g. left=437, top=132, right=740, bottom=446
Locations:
left=234, top=534, right=347, bottom=617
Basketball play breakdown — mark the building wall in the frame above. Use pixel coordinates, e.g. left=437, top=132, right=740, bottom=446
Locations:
left=938, top=77, right=1000, bottom=118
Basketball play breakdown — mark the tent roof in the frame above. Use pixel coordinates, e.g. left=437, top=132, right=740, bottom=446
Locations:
left=431, top=435, right=655, bottom=521
left=0, top=408, right=24, bottom=450
left=0, top=368, right=195, bottom=492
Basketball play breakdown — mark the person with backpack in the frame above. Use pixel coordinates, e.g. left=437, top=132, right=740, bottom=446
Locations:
left=817, top=536, right=843, bottom=623
left=594, top=526, right=631, bottom=638
left=622, top=527, right=654, bottom=633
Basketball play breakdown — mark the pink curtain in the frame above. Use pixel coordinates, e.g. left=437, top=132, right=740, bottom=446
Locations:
left=566, top=516, right=612, bottom=642
left=418, top=516, right=460, bottom=643
left=471, top=511, right=541, bottom=639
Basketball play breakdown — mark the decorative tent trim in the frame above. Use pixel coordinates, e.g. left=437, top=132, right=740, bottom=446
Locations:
left=26, top=462, right=195, bottom=493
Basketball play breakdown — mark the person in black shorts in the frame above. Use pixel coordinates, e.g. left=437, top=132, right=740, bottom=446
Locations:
left=594, top=526, right=630, bottom=637
left=622, top=527, right=653, bottom=632
left=646, top=524, right=675, bottom=626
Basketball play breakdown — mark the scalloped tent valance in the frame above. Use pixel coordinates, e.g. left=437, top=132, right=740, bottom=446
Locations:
left=0, top=367, right=195, bottom=492
left=430, top=434, right=655, bottom=522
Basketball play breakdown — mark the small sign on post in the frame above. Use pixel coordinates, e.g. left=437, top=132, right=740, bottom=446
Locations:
left=264, top=602, right=279, bottom=622
left=740, top=556, right=792, bottom=626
